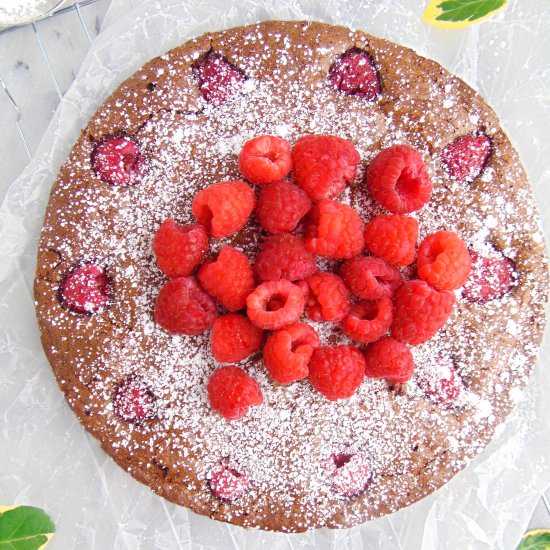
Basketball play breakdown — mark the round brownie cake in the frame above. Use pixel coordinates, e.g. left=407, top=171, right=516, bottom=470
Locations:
left=34, top=20, right=548, bottom=532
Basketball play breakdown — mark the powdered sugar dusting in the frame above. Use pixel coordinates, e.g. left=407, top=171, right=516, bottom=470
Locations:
left=34, top=22, right=548, bottom=531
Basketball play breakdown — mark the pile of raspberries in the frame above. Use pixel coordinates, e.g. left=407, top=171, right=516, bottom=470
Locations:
left=148, top=133, right=487, bottom=422
left=61, top=50, right=511, bottom=427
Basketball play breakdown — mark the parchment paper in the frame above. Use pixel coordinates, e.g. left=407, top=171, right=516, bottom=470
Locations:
left=1, top=0, right=550, bottom=548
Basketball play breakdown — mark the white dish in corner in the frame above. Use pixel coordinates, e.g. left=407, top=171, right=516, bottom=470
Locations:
left=0, top=0, right=66, bottom=28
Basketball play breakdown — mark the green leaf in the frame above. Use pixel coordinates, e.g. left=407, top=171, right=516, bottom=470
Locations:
left=436, top=0, right=508, bottom=22
left=517, top=530, right=550, bottom=550
left=0, top=506, right=55, bottom=550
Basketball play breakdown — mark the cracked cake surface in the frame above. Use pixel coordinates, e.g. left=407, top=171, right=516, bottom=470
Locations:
left=34, top=20, right=548, bottom=532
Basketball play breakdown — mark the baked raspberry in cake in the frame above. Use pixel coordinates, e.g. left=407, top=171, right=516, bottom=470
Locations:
left=34, top=21, right=548, bottom=532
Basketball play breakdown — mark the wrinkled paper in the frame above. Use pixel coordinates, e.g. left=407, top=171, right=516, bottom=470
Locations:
left=1, top=0, right=550, bottom=548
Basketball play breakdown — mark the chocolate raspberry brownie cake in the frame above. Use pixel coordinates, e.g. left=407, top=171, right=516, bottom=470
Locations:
left=34, top=20, right=548, bottom=532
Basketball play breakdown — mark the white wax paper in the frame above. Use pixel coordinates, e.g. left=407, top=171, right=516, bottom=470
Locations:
left=1, top=0, right=550, bottom=548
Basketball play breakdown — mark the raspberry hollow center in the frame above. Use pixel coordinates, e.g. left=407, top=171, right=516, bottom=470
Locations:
left=333, top=453, right=353, bottom=469
left=267, top=294, right=286, bottom=311
left=395, top=167, right=422, bottom=201
left=356, top=302, right=378, bottom=321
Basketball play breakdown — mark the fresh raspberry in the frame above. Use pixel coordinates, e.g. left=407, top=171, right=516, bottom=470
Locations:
left=391, top=280, right=455, bottom=345
left=256, top=182, right=312, bottom=234
left=292, top=135, right=360, bottom=201
left=305, top=199, right=364, bottom=259
left=153, top=219, right=209, bottom=278
left=193, top=51, right=246, bottom=105
left=364, top=214, right=418, bottom=266
left=295, top=280, right=310, bottom=301
left=91, top=136, right=146, bottom=186
left=208, top=459, right=249, bottom=501
left=207, top=366, right=263, bottom=421
left=363, top=336, right=414, bottom=383
left=263, top=323, right=320, bottom=384
left=462, top=249, right=516, bottom=302
left=326, top=452, right=371, bottom=498
left=59, top=263, right=111, bottom=315
left=192, top=181, right=255, bottom=239
left=441, top=134, right=492, bottom=183
left=238, top=135, right=292, bottom=185
left=365, top=145, right=432, bottom=214
left=339, top=256, right=402, bottom=300
left=417, top=231, right=472, bottom=291
left=301, top=272, right=351, bottom=322
left=246, top=280, right=305, bottom=330
left=255, top=234, right=318, bottom=282
left=198, top=246, right=255, bottom=311
left=154, top=276, right=217, bottom=335
left=211, top=313, right=264, bottom=363
left=308, top=345, right=365, bottom=401
left=416, top=357, right=464, bottom=410
left=328, top=48, right=379, bottom=100
left=342, top=299, right=393, bottom=344
left=113, top=375, right=157, bottom=423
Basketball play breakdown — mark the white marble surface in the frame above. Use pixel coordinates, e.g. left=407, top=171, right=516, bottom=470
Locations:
left=0, top=0, right=111, bottom=196
left=0, top=0, right=549, bottom=544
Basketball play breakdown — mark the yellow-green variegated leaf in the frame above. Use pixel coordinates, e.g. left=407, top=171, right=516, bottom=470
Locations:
left=0, top=506, right=55, bottom=550
left=424, top=0, right=508, bottom=29
left=517, top=530, right=550, bottom=550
